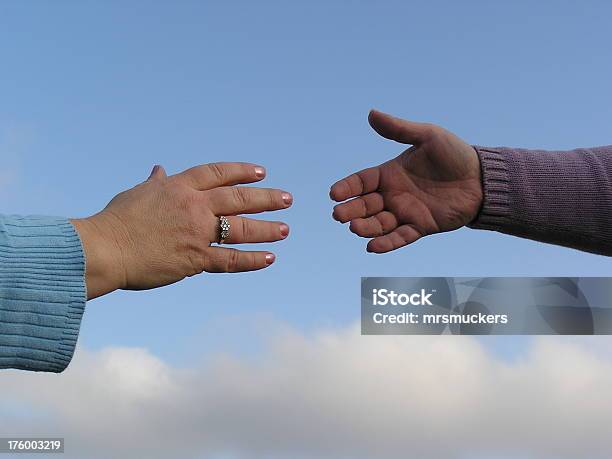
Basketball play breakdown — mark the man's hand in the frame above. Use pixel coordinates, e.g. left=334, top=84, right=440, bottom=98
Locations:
left=72, top=162, right=292, bottom=299
left=330, top=109, right=483, bottom=253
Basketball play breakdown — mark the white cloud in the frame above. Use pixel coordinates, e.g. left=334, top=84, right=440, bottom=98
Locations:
left=1, top=326, right=612, bottom=459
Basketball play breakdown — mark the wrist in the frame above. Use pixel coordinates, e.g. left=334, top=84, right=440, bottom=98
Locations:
left=70, top=212, right=128, bottom=299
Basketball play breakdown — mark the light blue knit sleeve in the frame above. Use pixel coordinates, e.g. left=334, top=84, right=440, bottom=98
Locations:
left=0, top=215, right=86, bottom=372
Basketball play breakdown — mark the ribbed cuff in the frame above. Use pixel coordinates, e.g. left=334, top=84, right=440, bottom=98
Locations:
left=0, top=215, right=86, bottom=372
left=467, top=146, right=511, bottom=231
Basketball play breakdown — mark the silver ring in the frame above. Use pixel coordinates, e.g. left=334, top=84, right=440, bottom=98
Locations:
left=218, top=216, right=231, bottom=244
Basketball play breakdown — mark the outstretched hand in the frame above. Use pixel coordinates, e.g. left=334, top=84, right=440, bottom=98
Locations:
left=72, top=162, right=292, bottom=299
left=330, top=110, right=483, bottom=253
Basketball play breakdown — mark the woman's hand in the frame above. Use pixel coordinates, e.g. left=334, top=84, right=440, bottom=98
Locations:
left=71, top=162, right=292, bottom=299
left=330, top=109, right=482, bottom=253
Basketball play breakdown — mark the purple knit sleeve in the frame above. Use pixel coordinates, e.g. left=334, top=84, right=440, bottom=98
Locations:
left=467, top=145, right=612, bottom=256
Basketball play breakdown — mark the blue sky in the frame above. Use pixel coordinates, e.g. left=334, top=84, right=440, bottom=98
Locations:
left=2, top=2, right=612, bottom=458
left=1, top=1, right=611, bottom=364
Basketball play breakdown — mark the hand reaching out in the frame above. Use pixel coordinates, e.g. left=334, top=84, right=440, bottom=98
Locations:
left=330, top=110, right=483, bottom=253
left=72, top=162, right=292, bottom=299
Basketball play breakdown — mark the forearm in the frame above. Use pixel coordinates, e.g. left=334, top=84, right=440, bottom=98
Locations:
left=468, top=145, right=612, bottom=256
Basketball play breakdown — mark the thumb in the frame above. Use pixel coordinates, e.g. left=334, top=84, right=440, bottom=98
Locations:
left=368, top=109, right=431, bottom=145
left=147, top=164, right=167, bottom=181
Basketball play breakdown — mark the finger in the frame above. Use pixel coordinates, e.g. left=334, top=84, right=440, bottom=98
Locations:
left=366, top=224, right=423, bottom=253
left=173, top=162, right=266, bottom=191
left=349, top=211, right=398, bottom=238
left=329, top=166, right=381, bottom=202
left=332, top=193, right=384, bottom=223
left=213, top=216, right=289, bottom=244
left=201, top=247, right=275, bottom=273
left=147, top=164, right=167, bottom=181
left=368, top=109, right=432, bottom=145
left=208, top=187, right=293, bottom=215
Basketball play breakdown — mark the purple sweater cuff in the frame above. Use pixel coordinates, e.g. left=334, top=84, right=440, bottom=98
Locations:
left=468, top=145, right=612, bottom=256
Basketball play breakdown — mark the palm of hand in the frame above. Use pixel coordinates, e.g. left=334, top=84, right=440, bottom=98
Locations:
left=331, top=110, right=482, bottom=253
left=380, top=137, right=482, bottom=231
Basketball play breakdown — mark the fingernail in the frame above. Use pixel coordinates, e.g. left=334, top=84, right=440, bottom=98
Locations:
left=279, top=223, right=289, bottom=238
left=281, top=192, right=293, bottom=206
left=254, top=166, right=266, bottom=178
left=265, top=253, right=276, bottom=265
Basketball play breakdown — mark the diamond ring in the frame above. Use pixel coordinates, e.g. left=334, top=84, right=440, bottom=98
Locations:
left=218, top=216, right=231, bottom=244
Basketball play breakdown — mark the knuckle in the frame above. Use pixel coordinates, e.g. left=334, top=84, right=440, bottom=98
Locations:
left=207, top=162, right=226, bottom=183
left=354, top=172, right=367, bottom=194
left=250, top=252, right=259, bottom=269
left=377, top=217, right=387, bottom=235
left=360, top=197, right=369, bottom=216
left=178, top=190, right=198, bottom=213
left=226, top=249, right=241, bottom=272
left=205, top=247, right=227, bottom=273
left=423, top=123, right=441, bottom=138
left=186, top=249, right=206, bottom=276
left=173, top=188, right=192, bottom=209
left=175, top=193, right=204, bottom=236
left=232, top=187, right=248, bottom=208
left=240, top=217, right=251, bottom=241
